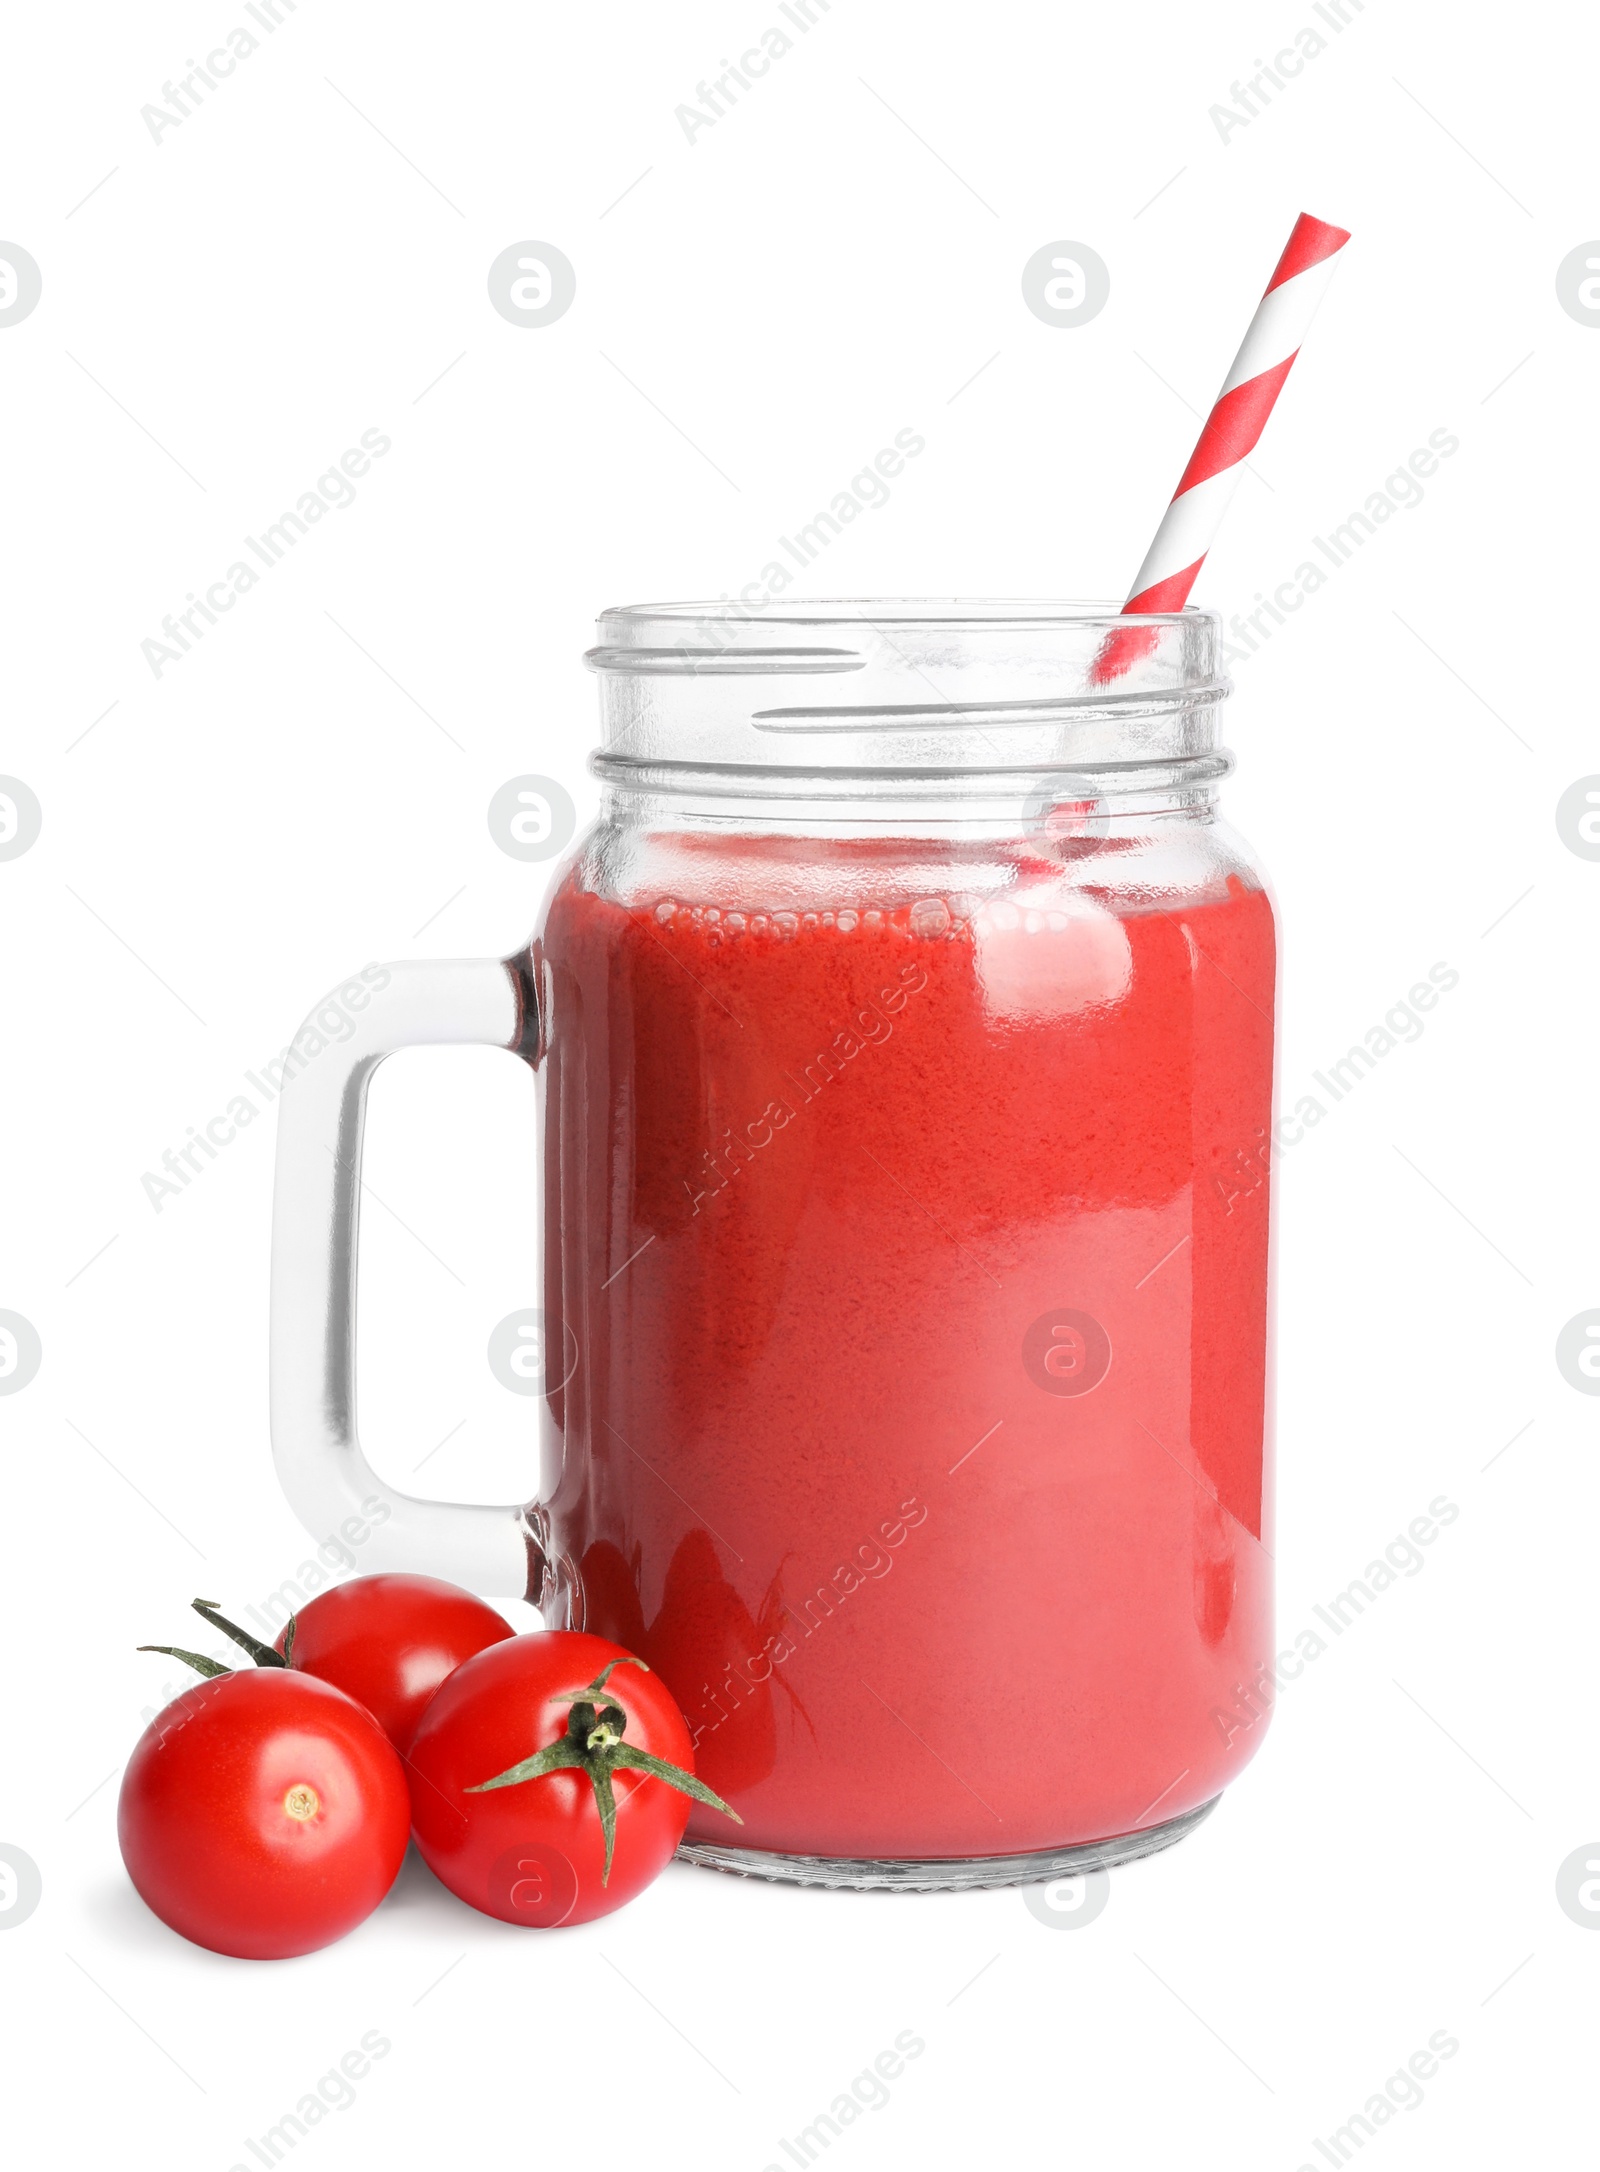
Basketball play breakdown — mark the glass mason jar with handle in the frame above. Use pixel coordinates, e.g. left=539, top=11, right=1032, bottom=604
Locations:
left=269, top=600, right=1277, bottom=1889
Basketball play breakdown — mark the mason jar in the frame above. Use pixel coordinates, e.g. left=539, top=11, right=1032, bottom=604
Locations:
left=270, top=600, right=1276, bottom=1890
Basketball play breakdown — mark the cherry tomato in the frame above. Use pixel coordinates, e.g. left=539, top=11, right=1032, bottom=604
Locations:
left=273, top=1574, right=513, bottom=1751
left=407, top=1632, right=736, bottom=1927
left=118, top=1671, right=410, bottom=1959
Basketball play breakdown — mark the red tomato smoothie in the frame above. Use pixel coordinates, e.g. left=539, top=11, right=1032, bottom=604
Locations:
left=535, top=831, right=1275, bottom=1860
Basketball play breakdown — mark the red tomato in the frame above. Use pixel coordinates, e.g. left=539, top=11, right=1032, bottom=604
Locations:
left=118, top=1671, right=410, bottom=1959
left=273, top=1575, right=513, bottom=1751
left=407, top=1631, right=737, bottom=1927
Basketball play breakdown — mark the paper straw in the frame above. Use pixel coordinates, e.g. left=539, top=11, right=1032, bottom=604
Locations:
left=1091, top=211, right=1350, bottom=684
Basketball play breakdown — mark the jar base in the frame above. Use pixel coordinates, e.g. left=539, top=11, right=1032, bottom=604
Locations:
left=675, top=1793, right=1221, bottom=1892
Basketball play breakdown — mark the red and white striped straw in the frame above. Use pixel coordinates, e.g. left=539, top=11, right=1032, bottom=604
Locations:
left=1092, top=211, right=1349, bottom=682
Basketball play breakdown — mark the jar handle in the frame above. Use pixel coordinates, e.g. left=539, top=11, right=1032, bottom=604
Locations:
left=268, top=955, right=545, bottom=1599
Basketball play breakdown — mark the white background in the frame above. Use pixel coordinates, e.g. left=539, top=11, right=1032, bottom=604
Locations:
left=2, top=1, right=1595, bottom=2165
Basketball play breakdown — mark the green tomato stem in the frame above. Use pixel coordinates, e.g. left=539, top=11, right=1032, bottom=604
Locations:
left=465, top=1660, right=742, bottom=1885
left=136, top=1644, right=231, bottom=1680
left=190, top=1598, right=286, bottom=1668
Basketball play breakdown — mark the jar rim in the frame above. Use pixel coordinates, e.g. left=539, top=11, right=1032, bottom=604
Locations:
left=584, top=598, right=1228, bottom=778
left=591, top=596, right=1207, bottom=644
left=595, top=597, right=1205, bottom=620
